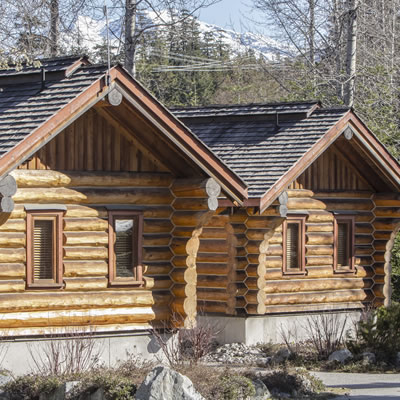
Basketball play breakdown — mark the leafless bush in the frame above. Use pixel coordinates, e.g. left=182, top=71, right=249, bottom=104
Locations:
left=302, top=313, right=349, bottom=359
left=151, top=314, right=220, bottom=367
left=27, top=327, right=103, bottom=375
left=279, top=323, right=301, bottom=355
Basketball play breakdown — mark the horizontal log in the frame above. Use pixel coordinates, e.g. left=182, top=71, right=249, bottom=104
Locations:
left=373, top=219, right=400, bottom=231
left=152, top=278, right=173, bottom=290
left=143, top=248, right=173, bottom=262
left=63, top=247, right=108, bottom=260
left=306, top=232, right=333, bottom=245
left=373, top=195, right=400, bottom=207
left=0, top=219, right=25, bottom=232
left=314, top=191, right=373, bottom=199
left=0, top=291, right=154, bottom=312
left=196, top=253, right=231, bottom=263
left=152, top=306, right=171, bottom=322
left=198, top=240, right=229, bottom=254
left=0, top=263, right=25, bottom=279
left=204, top=215, right=230, bottom=228
left=64, top=218, right=108, bottom=232
left=171, top=211, right=206, bottom=227
left=264, top=278, right=365, bottom=294
left=355, top=247, right=374, bottom=257
left=0, top=280, right=25, bottom=292
left=0, top=232, right=25, bottom=247
left=63, top=231, right=108, bottom=246
left=197, top=275, right=229, bottom=289
left=306, top=255, right=333, bottom=266
left=143, top=234, right=171, bottom=247
left=12, top=170, right=173, bottom=188
left=0, top=307, right=155, bottom=328
left=197, top=288, right=230, bottom=302
left=355, top=235, right=373, bottom=245
left=14, top=187, right=174, bottom=205
left=265, top=256, right=282, bottom=268
left=245, top=303, right=266, bottom=315
left=197, top=263, right=229, bottom=275
left=171, top=178, right=220, bottom=198
left=245, top=277, right=265, bottom=290
left=374, top=207, right=400, bottom=218
left=374, top=231, right=392, bottom=240
left=245, top=289, right=267, bottom=305
left=172, top=297, right=197, bottom=319
left=265, top=289, right=368, bottom=305
left=306, top=245, right=333, bottom=256
left=63, top=261, right=108, bottom=277
left=171, top=284, right=197, bottom=298
left=64, top=277, right=108, bottom=291
left=170, top=268, right=196, bottom=284
left=356, top=224, right=374, bottom=234
left=0, top=248, right=25, bottom=263
left=172, top=198, right=213, bottom=211
left=323, top=199, right=374, bottom=211
left=197, top=301, right=228, bottom=314
left=246, top=216, right=282, bottom=229
left=144, top=219, right=174, bottom=234
left=65, top=205, right=107, bottom=218
left=286, top=189, right=314, bottom=198
left=307, top=211, right=334, bottom=223
left=306, top=223, right=333, bottom=232
left=287, top=197, right=326, bottom=210
left=306, top=265, right=369, bottom=279
left=145, top=264, right=172, bottom=276
left=153, top=292, right=174, bottom=306
left=355, top=213, right=374, bottom=223
left=9, top=205, right=26, bottom=219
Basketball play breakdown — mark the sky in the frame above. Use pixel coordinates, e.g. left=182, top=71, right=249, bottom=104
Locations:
left=198, top=0, right=252, bottom=32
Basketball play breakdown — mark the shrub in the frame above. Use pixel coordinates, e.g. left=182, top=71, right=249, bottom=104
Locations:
left=215, top=374, right=255, bottom=400
left=347, top=304, right=400, bottom=364
left=3, top=375, right=62, bottom=400
left=67, top=369, right=136, bottom=400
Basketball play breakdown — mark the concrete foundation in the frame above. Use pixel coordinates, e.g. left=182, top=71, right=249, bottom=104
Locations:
left=198, top=310, right=362, bottom=345
left=1, top=330, right=171, bottom=376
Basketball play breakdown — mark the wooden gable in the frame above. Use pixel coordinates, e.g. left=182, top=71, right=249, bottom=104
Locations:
left=18, top=108, right=169, bottom=173
left=289, top=142, right=373, bottom=191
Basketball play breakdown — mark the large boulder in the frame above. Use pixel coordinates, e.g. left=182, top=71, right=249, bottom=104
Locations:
left=361, top=352, right=376, bottom=366
left=251, top=379, right=271, bottom=400
left=272, top=348, right=291, bottom=364
left=135, top=365, right=205, bottom=400
left=328, top=349, right=353, bottom=364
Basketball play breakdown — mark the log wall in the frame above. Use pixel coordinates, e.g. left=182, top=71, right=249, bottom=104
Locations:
left=0, top=170, right=176, bottom=332
left=255, top=189, right=375, bottom=314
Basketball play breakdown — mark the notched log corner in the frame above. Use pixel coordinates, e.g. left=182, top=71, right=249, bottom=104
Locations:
left=0, top=175, right=17, bottom=214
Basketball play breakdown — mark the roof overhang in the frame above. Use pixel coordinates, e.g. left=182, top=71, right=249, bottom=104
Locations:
left=0, top=64, right=248, bottom=204
left=244, top=110, right=400, bottom=213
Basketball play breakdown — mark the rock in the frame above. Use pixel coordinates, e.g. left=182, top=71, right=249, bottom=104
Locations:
left=39, top=385, right=66, bottom=400
left=65, top=381, right=80, bottom=395
left=86, top=388, right=104, bottom=400
left=135, top=365, right=205, bottom=400
left=328, top=349, right=353, bottom=364
left=272, top=348, right=291, bottom=363
left=361, top=352, right=376, bottom=365
left=0, top=375, right=12, bottom=387
left=251, top=379, right=271, bottom=400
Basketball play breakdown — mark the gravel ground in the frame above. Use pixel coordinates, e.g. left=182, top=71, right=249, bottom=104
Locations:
left=312, top=371, right=400, bottom=400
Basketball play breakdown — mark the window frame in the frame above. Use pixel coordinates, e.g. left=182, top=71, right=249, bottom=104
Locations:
left=108, top=210, right=144, bottom=287
left=282, top=215, right=306, bottom=275
left=333, top=215, right=355, bottom=273
left=26, top=210, right=63, bottom=289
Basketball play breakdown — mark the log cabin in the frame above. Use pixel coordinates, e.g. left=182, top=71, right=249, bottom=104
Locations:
left=0, top=56, right=399, bottom=367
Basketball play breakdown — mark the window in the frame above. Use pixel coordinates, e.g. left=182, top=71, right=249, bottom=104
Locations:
left=108, top=211, right=143, bottom=286
left=282, top=215, right=306, bottom=274
left=334, top=216, right=355, bottom=272
left=26, top=211, right=63, bottom=288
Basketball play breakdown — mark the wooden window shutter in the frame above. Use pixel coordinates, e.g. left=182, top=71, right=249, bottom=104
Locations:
left=33, top=219, right=54, bottom=280
left=286, top=223, right=299, bottom=269
left=334, top=216, right=355, bottom=272
left=283, top=215, right=306, bottom=275
left=26, top=211, right=63, bottom=288
left=337, top=222, right=349, bottom=267
left=114, top=219, right=135, bottom=278
left=108, top=211, right=144, bottom=286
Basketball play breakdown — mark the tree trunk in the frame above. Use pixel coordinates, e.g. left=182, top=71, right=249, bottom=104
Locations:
left=49, top=0, right=59, bottom=56
left=308, top=0, right=316, bottom=91
left=344, top=0, right=358, bottom=107
left=125, top=0, right=137, bottom=77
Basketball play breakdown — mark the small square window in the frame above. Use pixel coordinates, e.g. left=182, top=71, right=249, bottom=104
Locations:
left=334, top=216, right=355, bottom=272
left=108, top=211, right=143, bottom=286
left=282, top=216, right=306, bottom=275
left=26, top=211, right=63, bottom=288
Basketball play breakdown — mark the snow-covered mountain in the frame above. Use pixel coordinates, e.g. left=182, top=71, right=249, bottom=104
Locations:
left=63, top=13, right=291, bottom=62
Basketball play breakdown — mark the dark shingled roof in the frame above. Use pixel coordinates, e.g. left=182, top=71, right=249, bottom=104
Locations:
left=0, top=57, right=107, bottom=158
left=173, top=103, right=349, bottom=198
